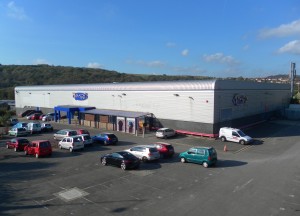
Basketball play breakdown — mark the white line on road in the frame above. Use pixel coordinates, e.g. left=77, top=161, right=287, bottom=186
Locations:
left=233, top=179, right=254, bottom=193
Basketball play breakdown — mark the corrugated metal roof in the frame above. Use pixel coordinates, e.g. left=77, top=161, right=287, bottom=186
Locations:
left=81, top=109, right=150, bottom=118
left=14, top=79, right=290, bottom=91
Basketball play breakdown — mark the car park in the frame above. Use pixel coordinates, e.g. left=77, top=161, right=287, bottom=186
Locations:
left=41, top=123, right=54, bottom=132
left=100, top=151, right=140, bottom=170
left=53, top=129, right=77, bottom=140
left=148, top=142, right=175, bottom=158
left=79, top=134, right=93, bottom=146
left=8, top=127, right=28, bottom=137
left=219, top=127, right=253, bottom=145
left=124, top=145, right=160, bottom=162
left=24, top=140, right=52, bottom=158
left=179, top=146, right=217, bottom=168
left=58, top=135, right=84, bottom=152
left=92, top=133, right=118, bottom=145
left=6, top=138, right=30, bottom=151
left=155, top=128, right=176, bottom=139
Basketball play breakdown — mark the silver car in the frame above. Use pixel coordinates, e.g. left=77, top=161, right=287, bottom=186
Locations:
left=155, top=128, right=176, bottom=139
left=53, top=129, right=77, bottom=140
left=58, top=135, right=84, bottom=152
left=124, top=145, right=160, bottom=162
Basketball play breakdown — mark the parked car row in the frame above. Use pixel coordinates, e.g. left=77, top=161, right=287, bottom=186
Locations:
left=8, top=122, right=54, bottom=136
left=6, top=138, right=52, bottom=158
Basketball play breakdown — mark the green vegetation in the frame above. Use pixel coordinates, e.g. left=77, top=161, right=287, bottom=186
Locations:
left=0, top=64, right=213, bottom=100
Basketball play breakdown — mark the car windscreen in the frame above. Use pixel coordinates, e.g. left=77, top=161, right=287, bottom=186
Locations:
left=69, top=131, right=77, bottom=136
left=119, top=152, right=136, bottom=159
left=107, top=134, right=117, bottom=138
left=208, top=148, right=217, bottom=156
left=19, top=139, right=29, bottom=144
left=166, top=145, right=174, bottom=150
left=237, top=130, right=246, bottom=137
left=39, top=141, right=51, bottom=148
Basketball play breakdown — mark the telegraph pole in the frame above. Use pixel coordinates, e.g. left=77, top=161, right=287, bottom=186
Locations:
left=290, top=62, right=296, bottom=98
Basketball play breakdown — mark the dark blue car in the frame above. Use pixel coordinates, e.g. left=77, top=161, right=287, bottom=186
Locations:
left=92, top=133, right=118, bottom=145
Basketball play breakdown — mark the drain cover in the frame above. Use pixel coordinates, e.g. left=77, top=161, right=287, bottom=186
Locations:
left=55, top=187, right=89, bottom=202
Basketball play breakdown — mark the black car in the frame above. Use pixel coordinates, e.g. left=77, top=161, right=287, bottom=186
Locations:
left=100, top=151, right=140, bottom=170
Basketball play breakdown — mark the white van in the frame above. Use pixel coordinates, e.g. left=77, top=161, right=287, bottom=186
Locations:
left=27, top=122, right=42, bottom=134
left=219, top=127, right=253, bottom=145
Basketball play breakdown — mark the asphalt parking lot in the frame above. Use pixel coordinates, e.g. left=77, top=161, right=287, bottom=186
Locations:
left=1, top=119, right=300, bottom=216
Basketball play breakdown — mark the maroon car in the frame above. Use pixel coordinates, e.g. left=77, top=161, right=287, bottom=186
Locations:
left=6, top=138, right=30, bottom=151
left=149, top=142, right=175, bottom=158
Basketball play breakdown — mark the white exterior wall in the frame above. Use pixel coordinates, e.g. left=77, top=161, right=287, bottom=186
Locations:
left=214, top=89, right=290, bottom=123
left=15, top=90, right=215, bottom=124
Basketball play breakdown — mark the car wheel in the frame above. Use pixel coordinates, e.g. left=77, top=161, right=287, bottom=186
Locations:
left=142, top=156, right=148, bottom=162
left=180, top=157, right=186, bottom=163
left=69, top=148, right=73, bottom=152
left=24, top=150, right=28, bottom=155
left=35, top=153, right=39, bottom=158
left=221, top=136, right=226, bottom=142
left=240, top=140, right=246, bottom=145
left=203, top=162, right=209, bottom=168
left=6, top=145, right=9, bottom=149
left=121, top=162, right=126, bottom=170
left=101, top=158, right=107, bottom=166
left=58, top=145, right=62, bottom=149
left=14, top=147, right=17, bottom=152
left=104, top=140, right=108, bottom=145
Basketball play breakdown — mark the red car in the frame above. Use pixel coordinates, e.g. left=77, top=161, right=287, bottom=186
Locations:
left=24, top=140, right=52, bottom=158
left=149, top=142, right=175, bottom=158
left=76, top=129, right=90, bottom=135
left=28, top=113, right=43, bottom=120
left=6, top=138, right=30, bottom=151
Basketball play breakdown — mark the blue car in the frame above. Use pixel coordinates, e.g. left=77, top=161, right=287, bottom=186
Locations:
left=92, top=133, right=118, bottom=145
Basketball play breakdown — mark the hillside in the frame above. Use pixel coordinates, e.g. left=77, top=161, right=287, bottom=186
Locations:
left=0, top=64, right=213, bottom=99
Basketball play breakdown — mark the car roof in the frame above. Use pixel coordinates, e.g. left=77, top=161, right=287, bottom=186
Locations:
left=31, top=140, right=50, bottom=143
left=192, top=146, right=214, bottom=150
left=154, top=142, right=172, bottom=146
left=158, top=128, right=171, bottom=130
left=132, top=145, right=157, bottom=148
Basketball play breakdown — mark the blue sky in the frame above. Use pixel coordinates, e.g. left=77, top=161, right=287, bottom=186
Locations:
left=0, top=0, right=300, bottom=78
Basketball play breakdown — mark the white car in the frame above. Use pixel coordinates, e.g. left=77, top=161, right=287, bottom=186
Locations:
left=155, top=128, right=176, bottom=139
left=58, top=135, right=84, bottom=152
left=124, top=145, right=160, bottom=162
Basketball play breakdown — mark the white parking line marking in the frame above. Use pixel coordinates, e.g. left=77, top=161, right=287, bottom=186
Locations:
left=233, top=179, right=253, bottom=193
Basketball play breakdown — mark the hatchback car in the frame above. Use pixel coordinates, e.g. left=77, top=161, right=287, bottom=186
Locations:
left=58, top=135, right=84, bottom=152
left=41, top=123, right=54, bottom=132
left=6, top=138, right=30, bottom=151
left=92, top=133, right=118, bottom=145
left=79, top=134, right=93, bottom=146
left=156, top=128, right=176, bottom=139
left=8, top=127, right=28, bottom=137
left=24, top=140, right=52, bottom=158
left=53, top=129, right=77, bottom=140
left=100, top=151, right=140, bottom=170
left=179, top=146, right=217, bottom=168
left=124, top=145, right=160, bottom=162
left=148, top=142, right=175, bottom=158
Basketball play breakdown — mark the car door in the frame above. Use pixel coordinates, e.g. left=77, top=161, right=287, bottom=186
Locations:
left=9, top=139, right=16, bottom=148
left=129, top=147, right=141, bottom=159
left=110, top=153, right=122, bottom=166
left=185, top=148, right=198, bottom=162
left=28, top=143, right=37, bottom=155
left=60, top=138, right=68, bottom=149
left=231, top=131, right=240, bottom=143
left=195, top=149, right=206, bottom=164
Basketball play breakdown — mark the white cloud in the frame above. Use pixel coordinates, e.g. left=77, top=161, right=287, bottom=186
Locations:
left=277, top=40, right=300, bottom=55
left=203, top=53, right=239, bottom=65
left=33, top=59, right=50, bottom=65
left=87, top=62, right=102, bottom=68
left=166, top=42, right=176, bottom=47
left=7, top=1, right=28, bottom=20
left=259, top=19, right=300, bottom=38
left=181, top=49, right=189, bottom=56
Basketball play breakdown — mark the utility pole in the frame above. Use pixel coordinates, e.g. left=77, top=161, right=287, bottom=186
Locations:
left=290, top=62, right=296, bottom=98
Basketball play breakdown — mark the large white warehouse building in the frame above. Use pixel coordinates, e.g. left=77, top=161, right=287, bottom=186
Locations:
left=15, top=80, right=290, bottom=136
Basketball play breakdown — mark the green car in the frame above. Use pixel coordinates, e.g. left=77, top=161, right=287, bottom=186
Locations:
left=179, top=146, right=217, bottom=168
